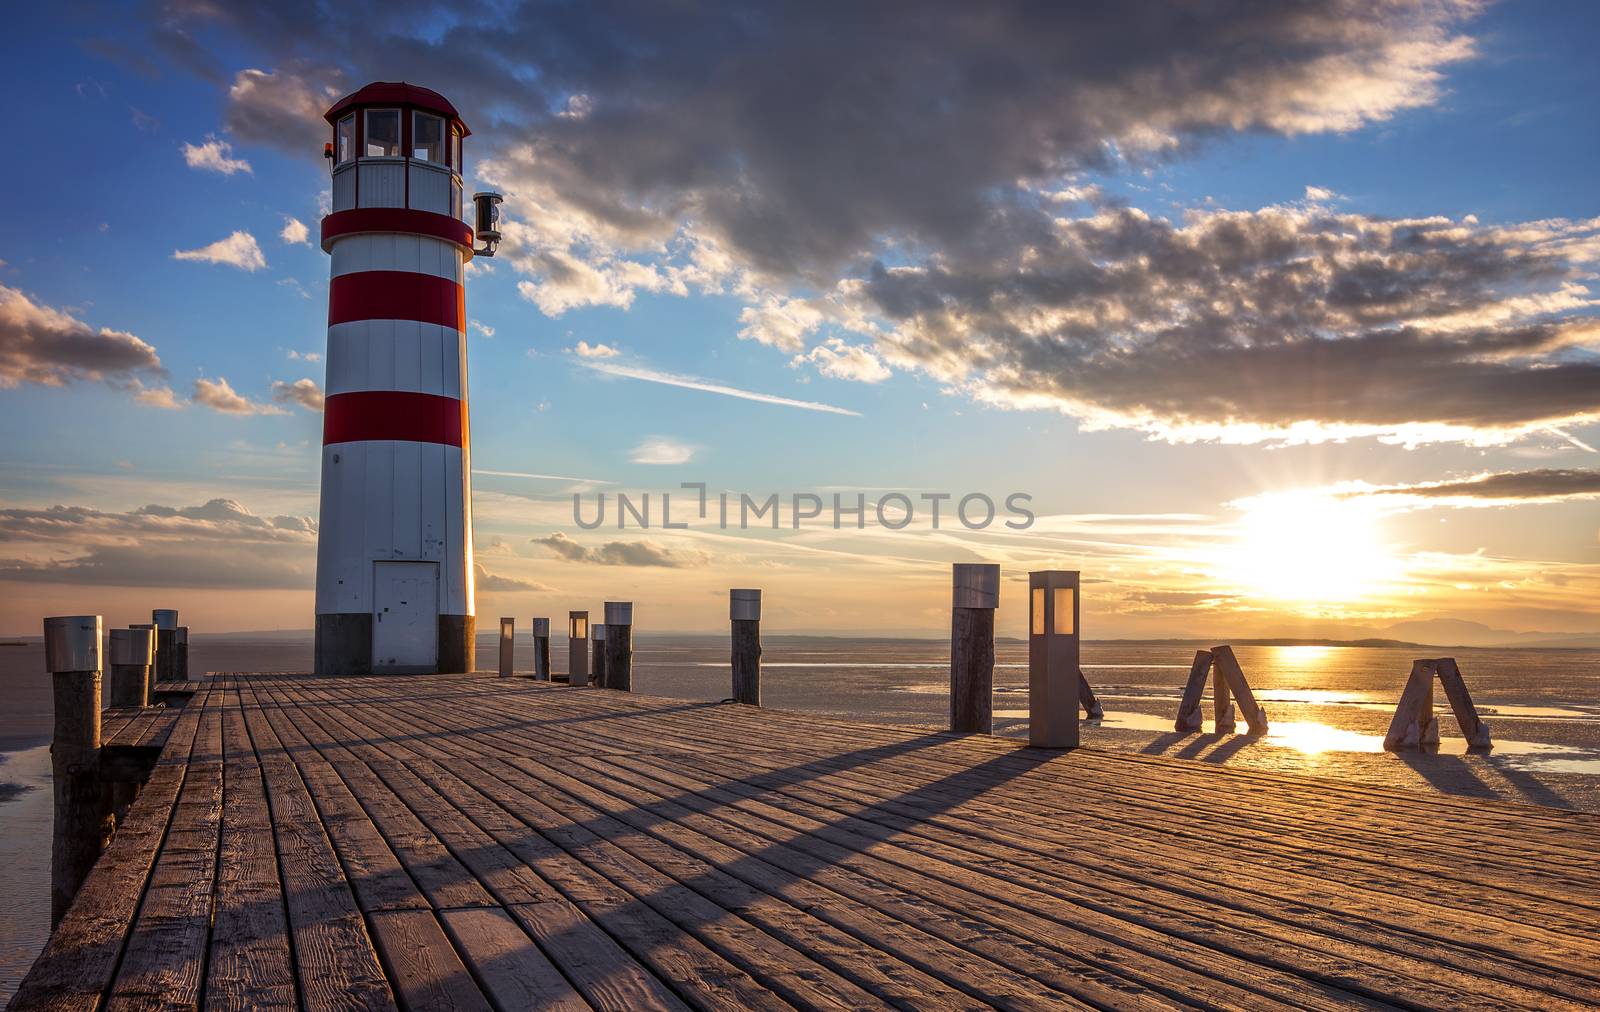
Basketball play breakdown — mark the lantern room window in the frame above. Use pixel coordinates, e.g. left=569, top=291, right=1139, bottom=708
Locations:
left=336, top=114, right=355, bottom=163
left=413, top=112, right=445, bottom=164
left=452, top=126, right=462, bottom=171
left=364, top=109, right=401, bottom=156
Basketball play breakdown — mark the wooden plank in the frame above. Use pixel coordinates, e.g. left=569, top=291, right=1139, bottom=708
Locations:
left=437, top=906, right=589, bottom=1012
left=203, top=681, right=295, bottom=1011
left=233, top=678, right=398, bottom=1011
left=367, top=909, right=492, bottom=1012
left=105, top=686, right=224, bottom=1008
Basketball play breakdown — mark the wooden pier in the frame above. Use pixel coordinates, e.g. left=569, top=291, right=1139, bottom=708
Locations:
left=13, top=673, right=1600, bottom=1010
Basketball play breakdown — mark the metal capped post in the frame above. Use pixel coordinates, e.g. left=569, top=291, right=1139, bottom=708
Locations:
left=604, top=602, right=633, bottom=692
left=129, top=624, right=156, bottom=705
left=498, top=617, right=515, bottom=677
left=44, top=615, right=111, bottom=927
left=174, top=626, right=189, bottom=681
left=532, top=618, right=551, bottom=681
left=731, top=589, right=762, bottom=706
left=950, top=564, right=999, bottom=734
left=1028, top=570, right=1080, bottom=749
left=107, top=627, right=154, bottom=710
left=567, top=611, right=589, bottom=686
left=591, top=623, right=608, bottom=688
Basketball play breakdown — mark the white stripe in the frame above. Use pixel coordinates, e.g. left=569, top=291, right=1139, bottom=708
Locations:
left=329, top=232, right=463, bottom=282
left=325, top=320, right=465, bottom=398
left=314, top=441, right=473, bottom=615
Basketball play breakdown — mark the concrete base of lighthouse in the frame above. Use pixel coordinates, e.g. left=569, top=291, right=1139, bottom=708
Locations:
left=314, top=613, right=475, bottom=675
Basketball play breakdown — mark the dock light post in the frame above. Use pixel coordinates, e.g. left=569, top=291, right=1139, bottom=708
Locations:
left=567, top=612, right=589, bottom=686
left=108, top=627, right=154, bottom=710
left=1028, top=570, right=1081, bottom=749
left=731, top=589, right=762, bottom=706
left=532, top=618, right=551, bottom=680
left=591, top=624, right=608, bottom=687
left=45, top=615, right=111, bottom=928
left=498, top=618, right=515, bottom=677
left=604, top=602, right=633, bottom=692
left=950, top=564, right=1000, bottom=734
left=152, top=609, right=178, bottom=683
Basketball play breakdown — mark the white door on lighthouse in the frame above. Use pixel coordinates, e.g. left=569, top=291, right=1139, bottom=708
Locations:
left=373, top=561, right=439, bottom=673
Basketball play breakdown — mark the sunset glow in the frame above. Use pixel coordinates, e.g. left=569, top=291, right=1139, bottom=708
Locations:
left=1227, top=493, right=1399, bottom=605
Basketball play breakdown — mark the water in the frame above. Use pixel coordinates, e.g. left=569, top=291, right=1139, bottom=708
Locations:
left=2, top=634, right=1597, bottom=1000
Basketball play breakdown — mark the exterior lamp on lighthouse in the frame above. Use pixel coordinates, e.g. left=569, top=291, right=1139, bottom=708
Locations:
left=1028, top=570, right=1081, bottom=749
left=312, top=82, right=503, bottom=676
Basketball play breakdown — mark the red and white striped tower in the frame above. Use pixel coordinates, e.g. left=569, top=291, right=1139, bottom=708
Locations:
left=314, top=83, right=500, bottom=674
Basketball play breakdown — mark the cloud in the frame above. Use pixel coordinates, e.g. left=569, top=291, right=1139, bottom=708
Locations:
left=279, top=216, right=309, bottom=245
left=571, top=340, right=619, bottom=358
left=223, top=67, right=341, bottom=153
left=130, top=380, right=182, bottom=409
left=286, top=349, right=320, bottom=362
left=181, top=135, right=252, bottom=175
left=0, top=498, right=316, bottom=589
left=794, top=338, right=891, bottom=384
left=0, top=285, right=165, bottom=389
left=173, top=231, right=266, bottom=271
left=270, top=377, right=325, bottom=411
left=576, top=358, right=859, bottom=416
left=193, top=376, right=287, bottom=415
left=473, top=563, right=553, bottom=592
left=531, top=532, right=706, bottom=568
left=629, top=437, right=695, bottom=465
left=468, top=319, right=495, bottom=338
left=1338, top=469, right=1600, bottom=507
left=1304, top=185, right=1336, bottom=201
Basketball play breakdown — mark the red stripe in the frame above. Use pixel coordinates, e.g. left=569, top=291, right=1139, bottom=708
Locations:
left=323, top=391, right=467, bottom=447
left=320, top=207, right=474, bottom=254
left=328, top=271, right=464, bottom=330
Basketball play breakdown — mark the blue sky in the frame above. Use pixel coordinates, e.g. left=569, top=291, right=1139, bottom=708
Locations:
left=1, top=1, right=1597, bottom=639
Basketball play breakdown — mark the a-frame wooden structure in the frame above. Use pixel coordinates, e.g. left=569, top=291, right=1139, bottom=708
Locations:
left=1173, top=644, right=1269, bottom=735
left=1382, top=657, right=1492, bottom=751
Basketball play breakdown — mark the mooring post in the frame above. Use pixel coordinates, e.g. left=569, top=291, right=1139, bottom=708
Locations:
left=152, top=608, right=178, bottom=683
left=107, top=627, right=154, bottom=709
left=567, top=611, right=589, bottom=686
left=129, top=624, right=155, bottom=705
left=532, top=618, right=551, bottom=680
left=45, top=615, right=111, bottom=928
left=604, top=602, right=633, bottom=692
left=1027, top=570, right=1080, bottom=748
left=731, top=589, right=762, bottom=705
left=173, top=626, right=189, bottom=681
left=498, top=617, right=515, bottom=677
left=950, top=563, right=999, bottom=734
left=591, top=623, right=608, bottom=688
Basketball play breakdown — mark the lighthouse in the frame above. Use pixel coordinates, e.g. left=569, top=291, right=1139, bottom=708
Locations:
left=314, top=83, right=501, bottom=674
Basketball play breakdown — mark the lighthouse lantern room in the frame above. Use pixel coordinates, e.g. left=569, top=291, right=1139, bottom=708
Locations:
left=314, top=82, right=500, bottom=674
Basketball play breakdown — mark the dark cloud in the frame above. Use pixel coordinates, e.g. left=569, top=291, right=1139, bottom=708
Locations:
left=1, top=284, right=165, bottom=389
left=473, top=563, right=552, bottom=592
left=1348, top=469, right=1600, bottom=502
left=0, top=498, right=317, bottom=589
left=531, top=532, right=705, bottom=568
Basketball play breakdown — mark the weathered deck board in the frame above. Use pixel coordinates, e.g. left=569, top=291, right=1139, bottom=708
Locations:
left=13, top=673, right=1600, bottom=1011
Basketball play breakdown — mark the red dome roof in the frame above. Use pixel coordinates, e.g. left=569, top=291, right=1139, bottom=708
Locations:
left=325, top=82, right=469, bottom=135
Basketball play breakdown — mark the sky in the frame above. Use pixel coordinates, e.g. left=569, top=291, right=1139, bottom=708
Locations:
left=1, top=0, right=1597, bottom=641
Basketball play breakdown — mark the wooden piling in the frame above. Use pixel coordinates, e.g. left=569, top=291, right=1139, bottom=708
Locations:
left=498, top=617, right=515, bottom=677
left=45, top=615, right=112, bottom=928
left=1385, top=658, right=1491, bottom=751
left=567, top=611, right=589, bottom=687
left=604, top=602, right=633, bottom=691
left=1210, top=645, right=1268, bottom=735
left=1077, top=669, right=1104, bottom=719
left=129, top=624, right=155, bottom=705
left=107, top=627, right=154, bottom=710
left=591, top=623, right=608, bottom=688
left=173, top=626, right=189, bottom=681
left=731, top=589, right=762, bottom=706
left=950, top=564, right=999, bottom=734
left=1174, top=649, right=1213, bottom=731
left=531, top=618, right=551, bottom=681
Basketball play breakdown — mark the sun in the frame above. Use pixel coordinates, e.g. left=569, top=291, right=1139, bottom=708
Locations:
left=1227, top=491, right=1396, bottom=604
